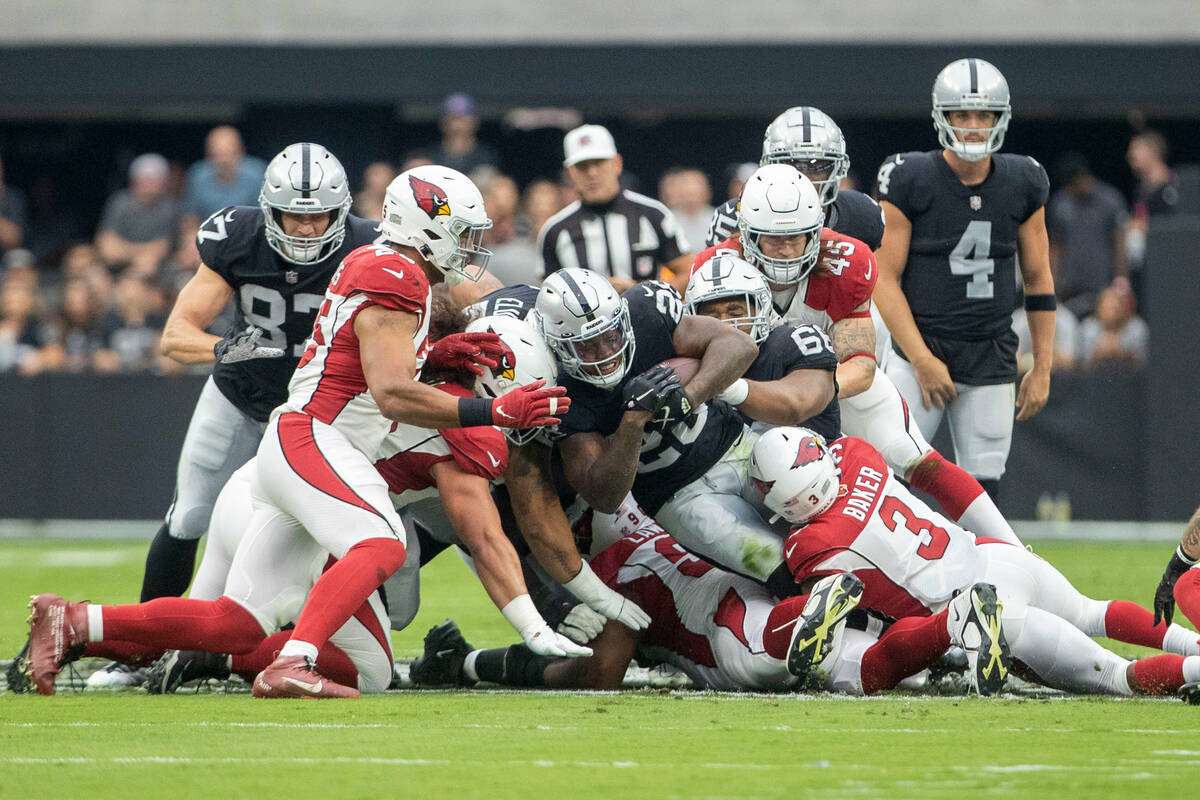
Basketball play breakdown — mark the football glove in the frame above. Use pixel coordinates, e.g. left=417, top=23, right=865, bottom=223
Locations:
left=1153, top=548, right=1196, bottom=626
left=427, top=331, right=510, bottom=377
left=491, top=379, right=570, bottom=429
left=556, top=603, right=606, bottom=645
left=521, top=622, right=594, bottom=658
left=622, top=365, right=679, bottom=416
left=214, top=325, right=285, bottom=364
left=563, top=562, right=651, bottom=631
left=649, top=382, right=696, bottom=431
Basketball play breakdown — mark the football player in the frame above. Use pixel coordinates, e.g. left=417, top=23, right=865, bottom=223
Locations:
left=873, top=58, right=1055, bottom=499
left=694, top=164, right=1024, bottom=549
left=1152, top=503, right=1200, bottom=635
left=752, top=427, right=1200, bottom=697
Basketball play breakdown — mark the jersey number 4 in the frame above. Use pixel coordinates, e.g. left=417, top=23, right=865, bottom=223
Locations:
left=949, top=221, right=995, bottom=299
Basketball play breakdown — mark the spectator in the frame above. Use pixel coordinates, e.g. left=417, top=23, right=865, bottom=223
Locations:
left=1079, top=285, right=1148, bottom=368
left=1126, top=128, right=1179, bottom=303
left=352, top=161, right=397, bottom=221
left=1012, top=305, right=1080, bottom=373
left=659, top=167, right=713, bottom=253
left=537, top=124, right=692, bottom=293
left=1048, top=153, right=1129, bottom=318
left=479, top=173, right=537, bottom=285
left=427, top=93, right=499, bottom=176
left=400, top=151, right=434, bottom=172
left=176, top=126, right=266, bottom=268
left=93, top=272, right=169, bottom=374
left=40, top=277, right=106, bottom=372
left=722, top=162, right=758, bottom=203
left=94, top=154, right=180, bottom=277
left=0, top=268, right=50, bottom=374
left=521, top=179, right=567, bottom=240
left=0, top=153, right=28, bottom=258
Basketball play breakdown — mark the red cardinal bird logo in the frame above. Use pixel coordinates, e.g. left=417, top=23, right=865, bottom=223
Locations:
left=409, top=175, right=451, bottom=219
left=792, top=437, right=825, bottom=469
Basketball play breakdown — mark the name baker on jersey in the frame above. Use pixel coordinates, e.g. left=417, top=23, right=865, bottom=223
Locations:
left=829, top=442, right=885, bottom=522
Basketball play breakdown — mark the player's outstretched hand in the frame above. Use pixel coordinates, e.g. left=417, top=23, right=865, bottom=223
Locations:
left=1015, top=368, right=1050, bottom=421
left=912, top=354, right=957, bottom=410
left=491, top=379, right=569, bottom=429
left=588, top=584, right=652, bottom=631
left=622, top=365, right=679, bottom=417
left=522, top=622, right=594, bottom=658
left=556, top=604, right=606, bottom=644
left=1153, top=549, right=1194, bottom=626
left=214, top=325, right=286, bottom=364
left=427, top=331, right=510, bottom=376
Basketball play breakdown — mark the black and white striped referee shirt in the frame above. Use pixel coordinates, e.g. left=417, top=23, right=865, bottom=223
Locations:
left=535, top=189, right=689, bottom=281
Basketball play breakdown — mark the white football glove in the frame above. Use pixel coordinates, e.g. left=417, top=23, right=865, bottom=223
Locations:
left=563, top=562, right=652, bottom=631
left=556, top=603, right=606, bottom=644
left=214, top=325, right=286, bottom=364
left=501, top=594, right=592, bottom=658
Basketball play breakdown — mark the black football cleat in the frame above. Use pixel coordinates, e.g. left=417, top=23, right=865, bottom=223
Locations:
left=410, top=620, right=475, bottom=687
left=145, top=650, right=232, bottom=694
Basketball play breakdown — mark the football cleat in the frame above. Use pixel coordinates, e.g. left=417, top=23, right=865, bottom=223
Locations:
left=1179, top=681, right=1200, bottom=705
left=947, top=583, right=1010, bottom=696
left=86, top=661, right=148, bottom=690
left=251, top=655, right=359, bottom=699
left=27, top=594, right=90, bottom=696
left=145, top=650, right=231, bottom=695
left=6, top=637, right=32, bottom=694
left=786, top=573, right=865, bottom=680
left=410, top=620, right=475, bottom=687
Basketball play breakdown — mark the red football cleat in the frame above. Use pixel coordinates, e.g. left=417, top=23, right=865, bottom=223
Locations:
left=251, top=655, right=360, bottom=699
left=27, top=594, right=89, bottom=696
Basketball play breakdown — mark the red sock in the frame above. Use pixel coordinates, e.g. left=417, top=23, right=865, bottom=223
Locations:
left=1132, top=654, right=1185, bottom=695
left=860, top=610, right=951, bottom=694
left=83, top=641, right=163, bottom=667
left=1104, top=600, right=1168, bottom=649
left=101, top=596, right=265, bottom=654
left=762, top=595, right=810, bottom=660
left=289, top=537, right=405, bottom=650
left=231, top=630, right=359, bottom=687
left=1175, top=569, right=1200, bottom=631
left=906, top=452, right=982, bottom=520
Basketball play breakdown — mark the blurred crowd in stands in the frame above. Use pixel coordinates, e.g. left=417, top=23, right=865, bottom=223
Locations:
left=0, top=94, right=1181, bottom=376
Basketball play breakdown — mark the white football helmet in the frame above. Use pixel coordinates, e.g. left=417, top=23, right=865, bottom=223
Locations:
left=259, top=143, right=352, bottom=265
left=749, top=427, right=840, bottom=525
left=932, top=58, right=1012, bottom=162
left=760, top=106, right=850, bottom=207
left=466, top=314, right=558, bottom=446
left=536, top=268, right=635, bottom=389
left=380, top=165, right=493, bottom=284
left=737, top=164, right=825, bottom=286
left=684, top=254, right=773, bottom=344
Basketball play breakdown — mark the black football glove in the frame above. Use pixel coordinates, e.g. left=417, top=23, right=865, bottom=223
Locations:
left=214, top=325, right=286, bottom=364
left=621, top=365, right=679, bottom=417
left=1153, top=549, right=1195, bottom=626
left=649, top=381, right=696, bottom=431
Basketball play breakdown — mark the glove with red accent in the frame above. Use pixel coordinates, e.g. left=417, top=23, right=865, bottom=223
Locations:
left=491, top=379, right=570, bottom=429
left=426, top=332, right=511, bottom=376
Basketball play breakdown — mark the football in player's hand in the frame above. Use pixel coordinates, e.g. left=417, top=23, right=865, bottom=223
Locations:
left=657, top=356, right=700, bottom=387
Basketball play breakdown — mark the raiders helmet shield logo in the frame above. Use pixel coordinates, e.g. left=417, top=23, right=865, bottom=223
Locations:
left=792, top=437, right=825, bottom=469
left=409, top=175, right=451, bottom=219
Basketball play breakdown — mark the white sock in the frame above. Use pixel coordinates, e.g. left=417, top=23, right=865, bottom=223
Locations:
left=958, top=494, right=1022, bottom=546
left=1183, top=655, right=1200, bottom=684
left=278, top=639, right=319, bottom=661
left=1163, top=624, right=1200, bottom=657
left=462, top=650, right=482, bottom=683
left=87, top=605, right=105, bottom=642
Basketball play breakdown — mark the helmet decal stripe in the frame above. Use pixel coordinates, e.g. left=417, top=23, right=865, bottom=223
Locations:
left=968, top=58, right=978, bottom=94
left=300, top=142, right=312, bottom=198
left=800, top=106, right=811, bottom=143
left=557, top=270, right=597, bottom=322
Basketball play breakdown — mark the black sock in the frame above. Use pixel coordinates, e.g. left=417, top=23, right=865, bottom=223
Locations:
left=977, top=479, right=1001, bottom=503
left=473, top=648, right=510, bottom=684
left=139, top=524, right=200, bottom=602
left=472, top=645, right=552, bottom=687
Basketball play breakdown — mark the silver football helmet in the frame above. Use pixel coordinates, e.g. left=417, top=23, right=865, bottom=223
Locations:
left=684, top=254, right=773, bottom=344
left=536, top=268, right=635, bottom=389
left=932, top=58, right=1011, bottom=162
left=259, top=143, right=352, bottom=265
left=760, top=106, right=850, bottom=207
left=466, top=314, right=558, bottom=446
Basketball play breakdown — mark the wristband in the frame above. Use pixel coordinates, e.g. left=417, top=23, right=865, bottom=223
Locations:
left=500, top=594, right=545, bottom=636
left=715, top=378, right=750, bottom=406
left=839, top=351, right=877, bottom=365
left=1024, top=293, right=1057, bottom=312
left=457, top=397, right=495, bottom=427
left=1177, top=546, right=1199, bottom=567
left=562, top=561, right=607, bottom=604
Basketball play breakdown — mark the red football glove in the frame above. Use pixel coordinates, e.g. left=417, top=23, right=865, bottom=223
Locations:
left=427, top=332, right=511, bottom=376
left=491, top=379, right=571, bottom=429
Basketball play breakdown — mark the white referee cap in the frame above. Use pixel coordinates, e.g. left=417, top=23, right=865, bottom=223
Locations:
left=563, top=124, right=618, bottom=167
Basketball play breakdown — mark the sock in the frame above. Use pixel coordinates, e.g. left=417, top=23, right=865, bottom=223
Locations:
left=1131, top=654, right=1186, bottom=695
left=462, top=650, right=482, bottom=683
left=1174, top=568, right=1200, bottom=631
left=288, top=537, right=406, bottom=651
left=99, top=596, right=266, bottom=654
left=762, top=595, right=811, bottom=660
left=232, top=631, right=359, bottom=687
left=907, top=453, right=1019, bottom=544
left=1102, top=600, right=1172, bottom=650
left=472, top=648, right=509, bottom=684
left=139, top=524, right=200, bottom=602
left=860, top=610, right=952, bottom=694
left=82, top=641, right=163, bottom=668
left=278, top=639, right=319, bottom=661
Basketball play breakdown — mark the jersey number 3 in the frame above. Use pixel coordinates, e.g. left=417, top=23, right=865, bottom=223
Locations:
left=880, top=495, right=949, bottom=561
left=949, top=220, right=995, bottom=299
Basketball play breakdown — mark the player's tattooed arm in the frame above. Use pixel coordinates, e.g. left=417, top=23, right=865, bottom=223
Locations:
left=831, top=307, right=877, bottom=399
left=1181, top=505, right=1200, bottom=561
left=506, top=441, right=583, bottom=581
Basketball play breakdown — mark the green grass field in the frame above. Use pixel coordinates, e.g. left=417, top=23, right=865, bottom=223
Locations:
left=1, top=537, right=1198, bottom=799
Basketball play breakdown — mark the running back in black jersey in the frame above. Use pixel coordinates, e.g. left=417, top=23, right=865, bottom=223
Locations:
left=468, top=284, right=539, bottom=322
left=555, top=280, right=746, bottom=515
left=197, top=206, right=382, bottom=421
left=875, top=150, right=1049, bottom=341
left=744, top=323, right=841, bottom=441
left=705, top=189, right=885, bottom=251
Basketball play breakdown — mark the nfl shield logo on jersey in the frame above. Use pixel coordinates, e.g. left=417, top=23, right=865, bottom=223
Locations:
left=285, top=270, right=299, bottom=284
left=969, top=195, right=982, bottom=211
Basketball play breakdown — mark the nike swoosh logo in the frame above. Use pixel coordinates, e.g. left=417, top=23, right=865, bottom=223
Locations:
left=894, top=154, right=905, bottom=165
left=786, top=542, right=798, bottom=560
left=281, top=676, right=325, bottom=694
left=495, top=405, right=516, bottom=421
left=382, top=267, right=406, bottom=281
left=864, top=260, right=873, bottom=280
left=487, top=452, right=501, bottom=467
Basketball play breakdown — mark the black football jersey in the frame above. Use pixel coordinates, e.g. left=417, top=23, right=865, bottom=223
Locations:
left=198, top=206, right=382, bottom=421
left=555, top=281, right=746, bottom=515
left=705, top=189, right=885, bottom=251
left=875, top=150, right=1049, bottom=340
left=743, top=323, right=840, bottom=441
left=469, top=284, right=539, bottom=321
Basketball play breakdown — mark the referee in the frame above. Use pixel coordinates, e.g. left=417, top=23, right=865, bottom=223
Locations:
left=536, top=124, right=694, bottom=292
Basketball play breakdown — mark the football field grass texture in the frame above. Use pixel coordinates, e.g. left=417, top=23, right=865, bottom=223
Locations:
left=1, top=536, right=1198, bottom=799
